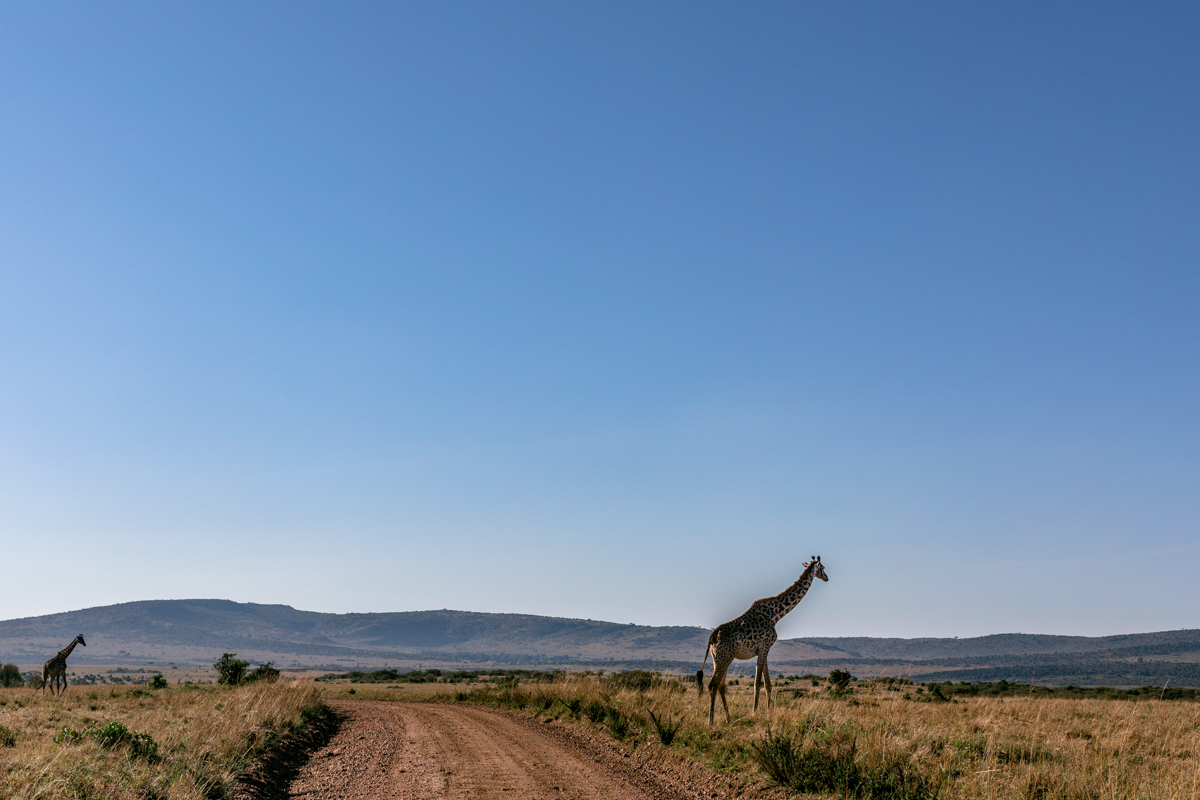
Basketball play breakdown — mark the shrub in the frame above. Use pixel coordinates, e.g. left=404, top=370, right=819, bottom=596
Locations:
left=584, top=701, right=607, bottom=723
left=54, top=721, right=159, bottom=759
left=148, top=673, right=169, bottom=689
left=750, top=717, right=939, bottom=800
left=0, top=663, right=22, bottom=687
left=752, top=727, right=857, bottom=794
left=829, top=669, right=854, bottom=691
left=247, top=661, right=281, bottom=683
left=606, top=708, right=631, bottom=739
left=0, top=723, right=16, bottom=747
left=214, top=653, right=250, bottom=686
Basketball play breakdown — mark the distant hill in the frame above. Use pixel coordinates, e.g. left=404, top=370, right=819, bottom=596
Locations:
left=2, top=600, right=1197, bottom=686
left=801, top=629, right=1200, bottom=660
left=0, top=600, right=747, bottom=668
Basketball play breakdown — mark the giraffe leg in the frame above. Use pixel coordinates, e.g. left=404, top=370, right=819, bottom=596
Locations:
left=758, top=653, right=773, bottom=717
left=708, top=655, right=733, bottom=725
left=753, top=657, right=762, bottom=714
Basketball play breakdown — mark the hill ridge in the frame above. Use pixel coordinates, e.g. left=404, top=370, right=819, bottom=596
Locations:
left=3, top=600, right=1198, bottom=686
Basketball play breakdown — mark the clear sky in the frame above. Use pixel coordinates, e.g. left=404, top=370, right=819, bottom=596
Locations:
left=2, top=3, right=1197, bottom=639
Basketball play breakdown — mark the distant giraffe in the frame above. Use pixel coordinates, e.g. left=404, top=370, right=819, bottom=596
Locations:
left=699, top=556, right=828, bottom=724
left=42, top=634, right=86, bottom=696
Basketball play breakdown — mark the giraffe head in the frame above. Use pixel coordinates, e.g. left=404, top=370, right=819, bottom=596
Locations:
left=803, top=556, right=828, bottom=582
left=76, top=635, right=87, bottom=647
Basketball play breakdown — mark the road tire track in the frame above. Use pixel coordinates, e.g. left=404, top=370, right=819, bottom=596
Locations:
left=283, top=701, right=744, bottom=800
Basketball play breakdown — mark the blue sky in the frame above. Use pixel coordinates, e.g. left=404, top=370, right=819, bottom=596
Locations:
left=2, top=3, right=1197, bottom=638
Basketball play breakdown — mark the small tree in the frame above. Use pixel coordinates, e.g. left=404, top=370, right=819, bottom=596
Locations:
left=214, top=653, right=250, bottom=686
left=0, top=663, right=22, bottom=688
left=149, top=673, right=169, bottom=689
left=246, top=662, right=280, bottom=683
left=828, top=669, right=854, bottom=695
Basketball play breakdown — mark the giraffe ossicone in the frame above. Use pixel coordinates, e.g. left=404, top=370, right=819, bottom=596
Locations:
left=698, top=556, right=828, bottom=725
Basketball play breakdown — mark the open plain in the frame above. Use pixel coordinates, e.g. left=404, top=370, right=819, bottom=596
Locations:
left=4, top=670, right=1200, bottom=798
left=295, top=675, right=1200, bottom=800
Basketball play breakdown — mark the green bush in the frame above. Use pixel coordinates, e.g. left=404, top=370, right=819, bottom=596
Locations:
left=605, top=708, right=631, bottom=739
left=54, top=721, right=158, bottom=760
left=214, top=653, right=250, bottom=686
left=149, top=673, right=169, bottom=689
left=246, top=662, right=281, bottom=683
left=750, top=716, right=939, bottom=800
left=753, top=728, right=861, bottom=795
left=0, top=663, right=23, bottom=687
left=583, top=700, right=607, bottom=723
left=828, top=669, right=854, bottom=693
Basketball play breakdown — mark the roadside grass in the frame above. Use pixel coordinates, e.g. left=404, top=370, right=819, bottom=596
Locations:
left=431, top=672, right=1200, bottom=799
left=0, top=679, right=322, bottom=800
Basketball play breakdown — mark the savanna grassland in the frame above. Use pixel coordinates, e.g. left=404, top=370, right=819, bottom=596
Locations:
left=364, top=670, right=1200, bottom=800
left=0, top=679, right=322, bottom=800
left=4, top=666, right=1198, bottom=800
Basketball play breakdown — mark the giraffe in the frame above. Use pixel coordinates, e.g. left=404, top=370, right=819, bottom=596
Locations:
left=698, top=556, right=828, bottom=724
left=42, top=634, right=86, bottom=696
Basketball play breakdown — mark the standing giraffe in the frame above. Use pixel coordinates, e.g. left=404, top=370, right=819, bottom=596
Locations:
left=698, top=556, right=828, bottom=724
left=42, top=634, right=86, bottom=696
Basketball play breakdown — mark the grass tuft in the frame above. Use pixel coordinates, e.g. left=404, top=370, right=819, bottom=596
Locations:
left=647, top=710, right=680, bottom=745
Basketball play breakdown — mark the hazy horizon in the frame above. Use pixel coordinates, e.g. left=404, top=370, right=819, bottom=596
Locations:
left=3, top=3, right=1197, bottom=640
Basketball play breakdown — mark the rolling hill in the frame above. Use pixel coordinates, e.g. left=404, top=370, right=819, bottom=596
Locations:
left=2, top=600, right=1197, bottom=686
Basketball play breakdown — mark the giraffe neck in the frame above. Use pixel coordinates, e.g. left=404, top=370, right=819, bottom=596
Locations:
left=767, top=566, right=817, bottom=625
left=58, top=639, right=79, bottom=660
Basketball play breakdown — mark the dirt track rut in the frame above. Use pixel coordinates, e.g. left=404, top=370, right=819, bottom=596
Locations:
left=285, top=701, right=714, bottom=800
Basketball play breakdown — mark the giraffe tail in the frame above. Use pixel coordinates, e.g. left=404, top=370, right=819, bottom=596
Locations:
left=697, top=642, right=711, bottom=695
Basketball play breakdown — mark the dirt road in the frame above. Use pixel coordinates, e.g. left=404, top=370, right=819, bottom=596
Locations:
left=284, top=701, right=733, bottom=800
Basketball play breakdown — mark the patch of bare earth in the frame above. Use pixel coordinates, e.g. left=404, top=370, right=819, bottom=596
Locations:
left=283, top=701, right=779, bottom=800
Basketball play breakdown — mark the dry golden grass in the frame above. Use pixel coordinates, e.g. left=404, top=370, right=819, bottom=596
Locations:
left=449, top=674, right=1200, bottom=799
left=314, top=680, right=468, bottom=702
left=0, top=679, right=321, bottom=800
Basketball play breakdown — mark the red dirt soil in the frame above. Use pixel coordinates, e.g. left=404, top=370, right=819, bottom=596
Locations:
left=283, top=700, right=768, bottom=800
